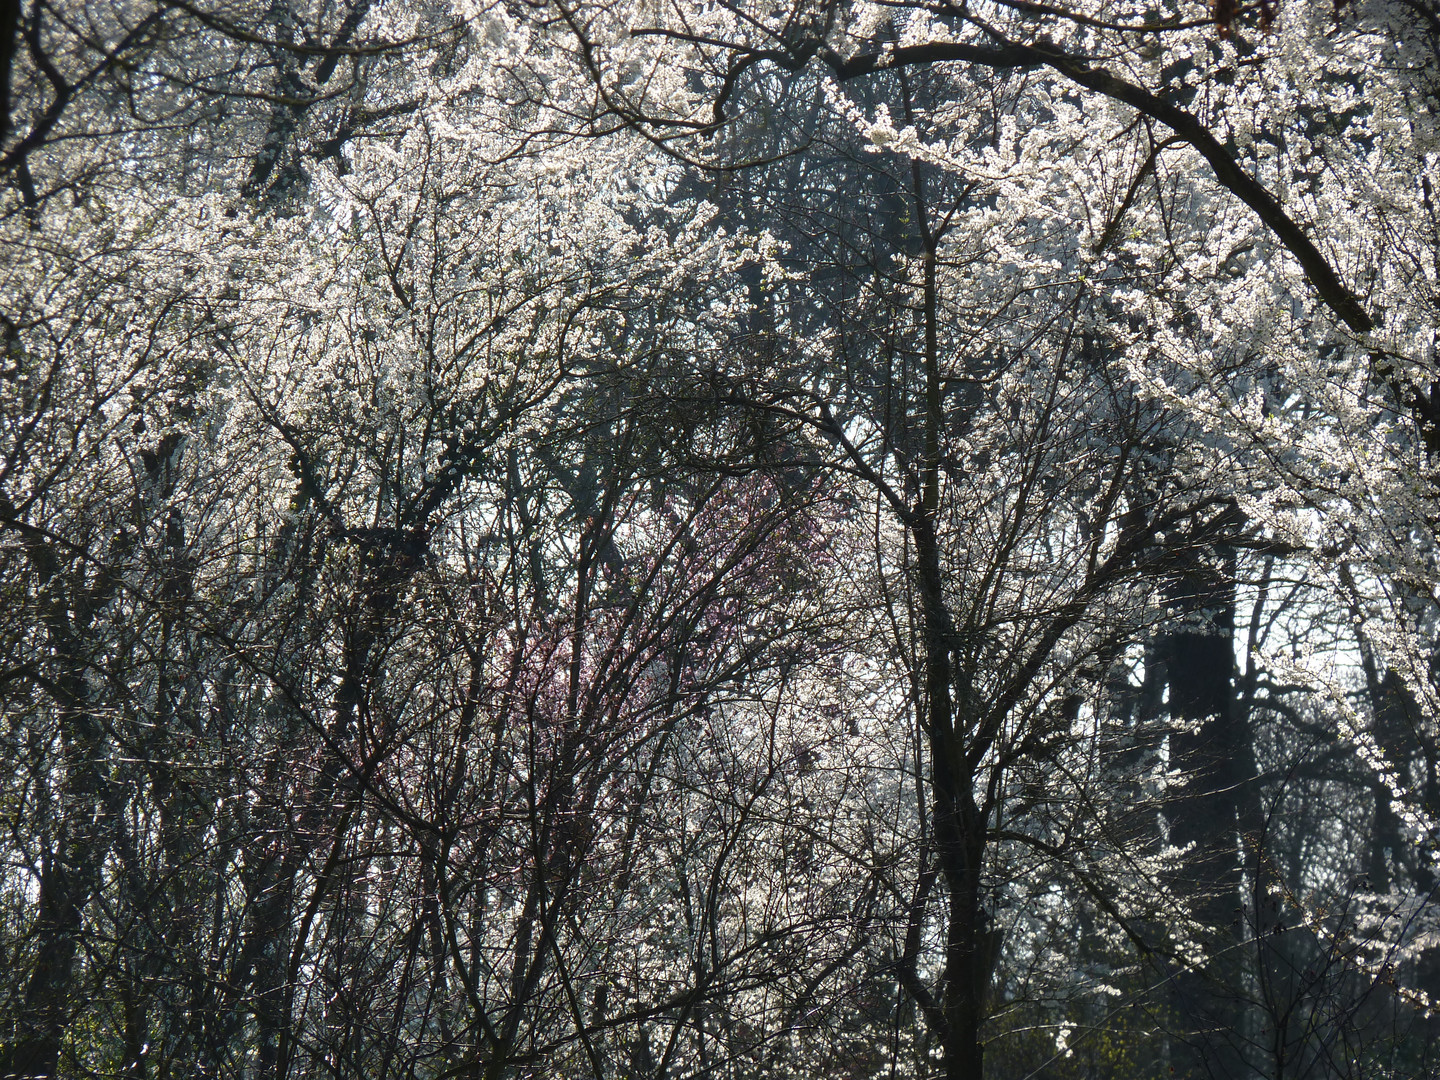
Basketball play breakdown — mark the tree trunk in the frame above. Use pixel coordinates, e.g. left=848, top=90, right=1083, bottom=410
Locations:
left=1162, top=546, right=1257, bottom=1078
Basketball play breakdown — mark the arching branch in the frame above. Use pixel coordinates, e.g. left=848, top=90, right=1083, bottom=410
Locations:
left=823, top=36, right=1375, bottom=333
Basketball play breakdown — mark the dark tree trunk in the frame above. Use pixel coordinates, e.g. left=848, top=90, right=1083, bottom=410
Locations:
left=1162, top=545, right=1259, bottom=1078
left=0, top=522, right=122, bottom=1080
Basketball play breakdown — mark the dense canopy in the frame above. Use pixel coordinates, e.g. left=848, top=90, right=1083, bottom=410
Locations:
left=3, top=0, right=1440, bottom=1076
